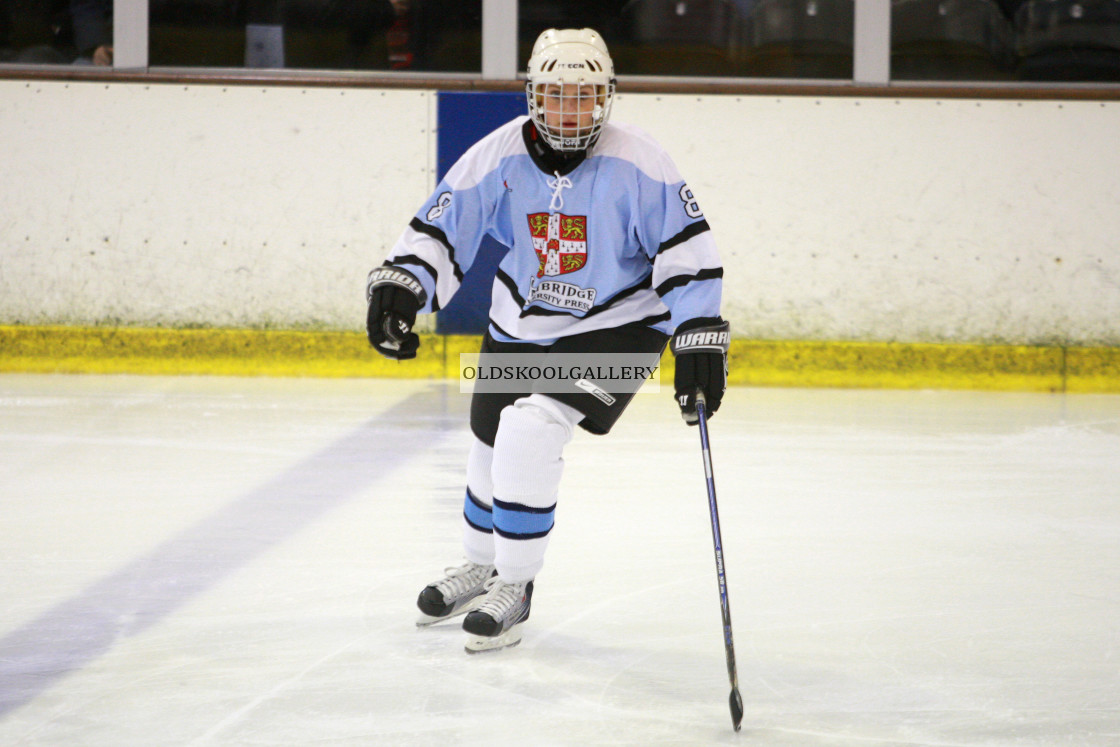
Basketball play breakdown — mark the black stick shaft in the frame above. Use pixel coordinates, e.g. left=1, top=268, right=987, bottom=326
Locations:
left=695, top=396, right=744, bottom=731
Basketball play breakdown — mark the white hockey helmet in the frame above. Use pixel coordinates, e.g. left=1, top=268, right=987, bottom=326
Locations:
left=525, top=28, right=616, bottom=152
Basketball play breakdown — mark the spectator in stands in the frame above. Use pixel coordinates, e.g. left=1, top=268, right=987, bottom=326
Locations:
left=69, top=0, right=112, bottom=65
left=2, top=0, right=111, bottom=65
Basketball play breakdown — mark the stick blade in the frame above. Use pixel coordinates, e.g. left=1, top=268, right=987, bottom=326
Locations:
left=729, top=687, right=744, bottom=731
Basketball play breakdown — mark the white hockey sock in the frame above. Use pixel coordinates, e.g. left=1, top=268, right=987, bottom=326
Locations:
left=461, top=437, right=496, bottom=566
left=490, top=394, right=583, bottom=582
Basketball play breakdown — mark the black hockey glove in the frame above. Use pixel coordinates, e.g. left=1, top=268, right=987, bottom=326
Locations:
left=671, top=316, right=730, bottom=426
left=366, top=265, right=426, bottom=360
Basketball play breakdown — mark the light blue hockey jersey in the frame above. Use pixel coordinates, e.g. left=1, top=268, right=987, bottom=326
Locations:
left=383, top=116, right=722, bottom=344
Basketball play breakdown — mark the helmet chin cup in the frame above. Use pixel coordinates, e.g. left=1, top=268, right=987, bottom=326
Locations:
left=525, top=28, right=616, bottom=153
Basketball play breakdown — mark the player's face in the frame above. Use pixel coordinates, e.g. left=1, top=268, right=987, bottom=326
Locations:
left=540, top=83, right=599, bottom=140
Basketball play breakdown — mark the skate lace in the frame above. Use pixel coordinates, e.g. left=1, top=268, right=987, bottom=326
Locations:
left=435, top=562, right=491, bottom=599
left=547, top=172, right=572, bottom=212
left=475, top=577, right=526, bottom=620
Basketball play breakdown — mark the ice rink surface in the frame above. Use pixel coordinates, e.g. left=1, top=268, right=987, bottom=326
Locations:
left=1, top=373, right=1118, bottom=746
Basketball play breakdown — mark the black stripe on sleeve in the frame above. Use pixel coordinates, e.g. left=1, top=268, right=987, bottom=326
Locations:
left=495, top=268, right=526, bottom=307
left=408, top=217, right=465, bottom=282
left=656, top=219, right=711, bottom=256
left=386, top=255, right=443, bottom=311
left=655, top=267, right=724, bottom=298
left=487, top=316, right=516, bottom=340
left=387, top=254, right=438, bottom=280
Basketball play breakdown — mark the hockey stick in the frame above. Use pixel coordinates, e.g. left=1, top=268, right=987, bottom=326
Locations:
left=695, top=391, right=744, bottom=732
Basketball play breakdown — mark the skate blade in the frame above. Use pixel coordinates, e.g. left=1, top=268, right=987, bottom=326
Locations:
left=416, top=609, right=472, bottom=628
left=416, top=613, right=452, bottom=628
left=464, top=627, right=523, bottom=654
left=416, top=595, right=488, bottom=628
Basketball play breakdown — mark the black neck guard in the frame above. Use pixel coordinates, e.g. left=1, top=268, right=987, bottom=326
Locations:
left=522, top=120, right=588, bottom=176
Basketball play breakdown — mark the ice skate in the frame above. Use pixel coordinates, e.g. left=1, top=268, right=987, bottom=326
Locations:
left=415, top=561, right=496, bottom=627
left=462, top=576, right=534, bottom=654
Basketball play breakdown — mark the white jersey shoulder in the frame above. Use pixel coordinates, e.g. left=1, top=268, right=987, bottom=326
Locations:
left=591, top=121, right=684, bottom=185
left=443, top=116, right=530, bottom=191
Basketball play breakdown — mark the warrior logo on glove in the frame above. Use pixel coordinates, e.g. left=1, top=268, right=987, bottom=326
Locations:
left=366, top=265, right=428, bottom=360
left=366, top=267, right=426, bottom=303
left=671, top=327, right=731, bottom=354
left=671, top=317, right=730, bottom=425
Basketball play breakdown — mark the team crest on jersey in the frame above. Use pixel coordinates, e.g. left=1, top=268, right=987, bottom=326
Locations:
left=527, top=213, right=587, bottom=278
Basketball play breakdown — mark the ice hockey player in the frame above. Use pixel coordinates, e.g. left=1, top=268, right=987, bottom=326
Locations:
left=366, top=27, right=729, bottom=653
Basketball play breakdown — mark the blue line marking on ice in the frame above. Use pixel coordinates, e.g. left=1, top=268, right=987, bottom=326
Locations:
left=0, top=389, right=457, bottom=716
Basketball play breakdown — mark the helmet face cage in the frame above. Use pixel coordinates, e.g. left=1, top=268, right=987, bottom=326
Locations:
left=526, top=79, right=616, bottom=152
left=525, top=28, right=616, bottom=153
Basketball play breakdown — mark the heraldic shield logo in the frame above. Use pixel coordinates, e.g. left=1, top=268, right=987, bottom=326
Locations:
left=527, top=213, right=587, bottom=278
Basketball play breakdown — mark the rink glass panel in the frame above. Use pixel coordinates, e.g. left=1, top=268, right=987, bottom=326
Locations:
left=890, top=0, right=1120, bottom=82
left=517, top=0, right=855, bottom=79
left=1, top=2, right=1118, bottom=86
left=146, top=0, right=482, bottom=72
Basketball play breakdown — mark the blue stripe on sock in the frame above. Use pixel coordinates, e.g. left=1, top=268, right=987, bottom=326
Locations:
left=492, top=497, right=555, bottom=540
left=463, top=488, right=493, bottom=533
